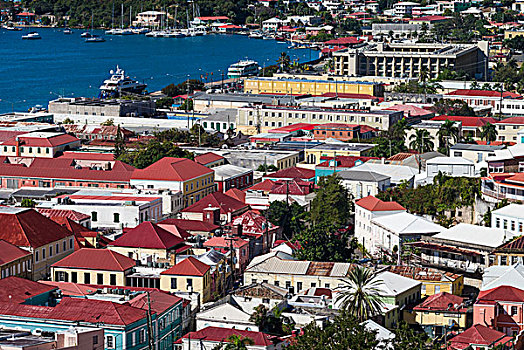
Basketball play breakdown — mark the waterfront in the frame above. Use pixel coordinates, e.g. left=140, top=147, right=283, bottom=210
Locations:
left=0, top=28, right=314, bottom=113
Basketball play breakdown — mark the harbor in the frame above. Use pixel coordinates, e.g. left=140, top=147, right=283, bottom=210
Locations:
left=0, top=27, right=314, bottom=113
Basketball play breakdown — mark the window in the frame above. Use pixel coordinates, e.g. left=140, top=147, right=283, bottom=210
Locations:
left=285, top=281, right=291, bottom=288
left=496, top=218, right=501, bottom=228
left=35, top=251, right=39, bottom=262
left=69, top=238, right=73, bottom=250
left=311, top=282, right=316, bottom=288
left=435, top=285, right=440, bottom=293
left=421, top=284, right=427, bottom=294
left=274, top=281, right=279, bottom=286
left=187, top=278, right=193, bottom=288
left=71, top=272, right=77, bottom=283
left=56, top=243, right=59, bottom=254
left=84, top=273, right=91, bottom=284
left=91, top=211, right=98, bottom=222
left=512, top=306, right=518, bottom=315
left=97, top=273, right=103, bottom=284
left=504, top=219, right=508, bottom=229
left=113, top=213, right=120, bottom=223
left=42, top=248, right=46, bottom=259
left=139, top=329, right=146, bottom=343
left=110, top=274, right=116, bottom=286
left=106, top=335, right=115, bottom=349
left=171, top=278, right=177, bottom=289
left=49, top=246, right=52, bottom=257
left=93, top=335, right=98, bottom=345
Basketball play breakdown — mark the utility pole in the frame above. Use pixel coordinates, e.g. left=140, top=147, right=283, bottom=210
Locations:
left=225, top=237, right=236, bottom=289
left=146, top=292, right=154, bottom=350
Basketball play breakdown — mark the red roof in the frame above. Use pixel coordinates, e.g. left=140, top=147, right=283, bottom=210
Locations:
left=266, top=167, right=315, bottom=181
left=38, top=208, right=90, bottom=222
left=324, top=36, right=363, bottom=45
left=0, top=156, right=135, bottom=183
left=447, top=89, right=522, bottom=99
left=0, top=297, right=147, bottom=326
left=0, top=277, right=56, bottom=304
left=414, top=292, right=466, bottom=312
left=161, top=256, right=210, bottom=276
left=196, top=16, right=229, bottom=21
left=132, top=157, right=213, bottom=181
left=179, top=327, right=282, bottom=346
left=496, top=117, right=524, bottom=125
left=0, top=240, right=31, bottom=265
left=384, top=104, right=434, bottom=117
left=158, top=218, right=219, bottom=234
left=182, top=192, right=248, bottom=215
left=61, top=151, right=116, bottom=161
left=268, top=123, right=316, bottom=133
left=477, top=285, right=524, bottom=303
left=47, top=217, right=96, bottom=250
left=194, top=152, right=225, bottom=166
left=448, top=325, right=513, bottom=350
left=203, top=236, right=249, bottom=249
left=270, top=179, right=314, bottom=195
left=52, top=248, right=136, bottom=271
left=0, top=208, right=73, bottom=248
left=317, top=156, right=377, bottom=168
left=355, top=196, right=406, bottom=212
left=110, top=222, right=188, bottom=250
left=431, top=115, right=497, bottom=128
left=247, top=179, right=276, bottom=192
left=2, top=133, right=79, bottom=147
left=313, top=123, right=359, bottom=130
left=411, top=15, right=448, bottom=21
left=225, top=187, right=246, bottom=203
left=231, top=210, right=277, bottom=236
left=273, top=239, right=302, bottom=250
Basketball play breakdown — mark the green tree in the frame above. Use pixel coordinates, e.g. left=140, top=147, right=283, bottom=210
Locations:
left=480, top=122, right=498, bottom=143
left=249, top=304, right=268, bottom=329
left=409, top=129, right=434, bottom=153
left=310, top=175, right=351, bottom=227
left=20, top=199, right=36, bottom=208
left=223, top=335, right=254, bottom=350
left=335, top=266, right=385, bottom=322
left=113, top=125, right=126, bottom=160
left=287, top=311, right=379, bottom=350
left=162, top=79, right=204, bottom=98
left=483, top=199, right=510, bottom=226
left=437, top=120, right=460, bottom=155
left=118, top=139, right=193, bottom=169
left=277, top=52, right=291, bottom=72
left=294, top=223, right=352, bottom=262
left=369, top=137, right=406, bottom=158
left=433, top=99, right=476, bottom=116
left=61, top=117, right=74, bottom=124
left=101, top=118, right=114, bottom=126
left=264, top=201, right=305, bottom=237
left=390, top=322, right=430, bottom=349
left=256, top=164, right=279, bottom=173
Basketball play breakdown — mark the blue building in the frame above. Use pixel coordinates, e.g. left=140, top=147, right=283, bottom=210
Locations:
left=0, top=277, right=184, bottom=350
left=314, top=156, right=372, bottom=183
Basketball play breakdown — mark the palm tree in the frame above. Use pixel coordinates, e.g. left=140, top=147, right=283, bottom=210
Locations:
left=224, top=335, right=254, bottom=350
left=335, top=266, right=385, bottom=322
left=480, top=122, right=498, bottom=143
left=389, top=118, right=411, bottom=141
left=437, top=120, right=460, bottom=155
left=277, top=52, right=290, bottom=72
left=409, top=129, right=434, bottom=153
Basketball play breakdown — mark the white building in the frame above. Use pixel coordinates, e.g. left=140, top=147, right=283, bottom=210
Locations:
left=196, top=303, right=258, bottom=332
left=353, top=162, right=417, bottom=186
left=370, top=212, right=444, bottom=256
left=425, top=157, right=476, bottom=179
left=354, top=196, right=406, bottom=250
left=262, top=17, right=283, bottom=31
left=393, top=2, right=420, bottom=16
left=338, top=170, right=391, bottom=199
left=492, top=204, right=524, bottom=235
left=46, top=192, right=163, bottom=231
left=450, top=143, right=503, bottom=164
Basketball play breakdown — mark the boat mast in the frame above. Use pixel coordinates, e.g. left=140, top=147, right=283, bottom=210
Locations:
left=121, top=3, right=124, bottom=29
left=174, top=5, right=178, bottom=29
left=129, top=6, right=132, bottom=28
left=111, top=1, right=114, bottom=29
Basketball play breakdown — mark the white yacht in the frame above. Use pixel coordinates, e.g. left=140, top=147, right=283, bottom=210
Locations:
left=227, top=60, right=260, bottom=79
left=22, top=32, right=41, bottom=40
left=99, top=66, right=147, bottom=98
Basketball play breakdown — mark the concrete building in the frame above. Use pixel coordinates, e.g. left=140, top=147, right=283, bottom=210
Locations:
left=236, top=104, right=403, bottom=134
left=333, top=42, right=489, bottom=79
left=393, top=1, right=419, bottom=16
left=48, top=97, right=156, bottom=118
left=425, top=156, right=476, bottom=180
left=338, top=169, right=391, bottom=199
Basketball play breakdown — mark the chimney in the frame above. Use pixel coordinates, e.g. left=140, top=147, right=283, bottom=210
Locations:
left=16, top=139, right=21, bottom=157
left=232, top=224, right=243, bottom=236
left=203, top=207, right=220, bottom=225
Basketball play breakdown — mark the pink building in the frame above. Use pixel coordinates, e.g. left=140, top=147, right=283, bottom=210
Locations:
left=474, top=286, right=524, bottom=337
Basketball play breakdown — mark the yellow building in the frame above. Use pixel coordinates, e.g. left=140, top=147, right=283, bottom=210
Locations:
left=304, top=143, right=375, bottom=164
left=405, top=292, right=470, bottom=338
left=160, top=256, right=212, bottom=304
left=388, top=266, right=464, bottom=297
left=505, top=30, right=524, bottom=40
left=131, top=157, right=216, bottom=207
left=51, top=248, right=136, bottom=286
left=0, top=240, right=33, bottom=279
left=244, top=77, right=383, bottom=97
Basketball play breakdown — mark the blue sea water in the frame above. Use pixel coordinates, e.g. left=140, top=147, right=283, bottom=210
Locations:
left=0, top=28, right=315, bottom=113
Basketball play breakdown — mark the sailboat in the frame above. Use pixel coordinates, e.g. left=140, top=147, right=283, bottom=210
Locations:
left=85, top=12, right=105, bottom=42
left=105, top=1, right=116, bottom=35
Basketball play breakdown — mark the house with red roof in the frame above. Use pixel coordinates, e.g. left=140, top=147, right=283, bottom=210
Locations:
left=160, top=256, right=212, bottom=303
left=474, top=285, right=524, bottom=336
left=408, top=292, right=469, bottom=338
left=158, top=218, right=219, bottom=238
left=0, top=240, right=32, bottom=280
left=225, top=187, right=246, bottom=203
left=263, top=166, right=316, bottom=182
left=354, top=196, right=406, bottom=250
left=0, top=132, right=81, bottom=158
left=51, top=248, right=135, bottom=286
left=444, top=89, right=523, bottom=117
left=231, top=210, right=279, bottom=257
left=46, top=216, right=96, bottom=250
left=108, top=221, right=191, bottom=263
left=194, top=152, right=226, bottom=168
left=38, top=208, right=91, bottom=227
left=131, top=157, right=215, bottom=207
left=177, top=326, right=284, bottom=350
left=204, top=236, right=250, bottom=272
left=0, top=208, right=75, bottom=280
left=447, top=324, right=514, bottom=350
left=181, top=192, right=249, bottom=222
left=0, top=276, right=58, bottom=305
